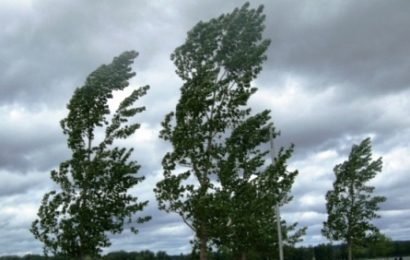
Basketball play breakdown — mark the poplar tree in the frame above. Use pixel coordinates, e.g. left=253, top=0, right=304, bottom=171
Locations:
left=322, top=138, right=386, bottom=260
left=214, top=114, right=305, bottom=259
left=31, top=51, right=150, bottom=258
left=154, top=3, right=291, bottom=259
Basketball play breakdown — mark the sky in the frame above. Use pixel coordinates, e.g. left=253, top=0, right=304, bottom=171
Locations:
left=0, top=0, right=409, bottom=256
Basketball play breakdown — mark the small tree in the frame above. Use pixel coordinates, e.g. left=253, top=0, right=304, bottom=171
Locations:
left=322, top=137, right=386, bottom=260
left=367, top=233, right=393, bottom=258
left=31, top=51, right=150, bottom=258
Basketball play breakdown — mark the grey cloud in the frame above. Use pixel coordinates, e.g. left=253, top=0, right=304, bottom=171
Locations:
left=106, top=204, right=192, bottom=254
left=0, top=227, right=42, bottom=255
left=0, top=0, right=180, bottom=106
left=284, top=192, right=328, bottom=215
left=0, top=189, right=47, bottom=255
left=0, top=170, right=48, bottom=197
left=375, top=210, right=410, bottom=240
left=261, top=0, right=410, bottom=97
left=378, top=185, right=410, bottom=211
left=0, top=107, right=68, bottom=172
left=250, top=87, right=410, bottom=158
left=0, top=139, right=67, bottom=173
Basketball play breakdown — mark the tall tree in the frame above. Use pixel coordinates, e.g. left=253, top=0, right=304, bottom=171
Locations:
left=155, top=3, right=285, bottom=259
left=31, top=51, right=150, bottom=258
left=322, top=137, right=386, bottom=260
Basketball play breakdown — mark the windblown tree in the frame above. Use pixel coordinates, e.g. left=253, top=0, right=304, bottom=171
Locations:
left=322, top=138, right=386, bottom=260
left=155, top=3, right=301, bottom=259
left=213, top=113, right=305, bottom=259
left=31, top=51, right=150, bottom=258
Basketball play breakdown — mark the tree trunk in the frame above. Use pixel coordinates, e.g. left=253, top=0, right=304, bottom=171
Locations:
left=241, top=251, right=247, bottom=260
left=199, top=238, right=208, bottom=260
left=348, top=241, right=352, bottom=260
left=199, top=226, right=208, bottom=260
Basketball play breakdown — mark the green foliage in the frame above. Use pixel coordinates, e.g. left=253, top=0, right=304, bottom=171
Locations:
left=155, top=2, right=302, bottom=258
left=322, top=137, right=386, bottom=259
left=213, top=113, right=305, bottom=257
left=312, top=243, right=335, bottom=260
left=284, top=245, right=315, bottom=260
left=31, top=51, right=150, bottom=258
left=356, top=232, right=394, bottom=258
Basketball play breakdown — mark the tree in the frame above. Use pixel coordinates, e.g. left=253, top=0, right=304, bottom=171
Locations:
left=322, top=137, right=386, bottom=260
left=154, top=3, right=299, bottom=259
left=313, top=243, right=334, bottom=260
left=213, top=115, right=305, bottom=259
left=155, top=251, right=171, bottom=260
left=360, top=232, right=393, bottom=258
left=31, top=51, right=150, bottom=258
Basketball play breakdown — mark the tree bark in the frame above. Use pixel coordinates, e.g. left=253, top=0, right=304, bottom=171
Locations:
left=348, top=241, right=352, bottom=260
left=241, top=251, right=247, bottom=260
left=199, top=226, right=208, bottom=260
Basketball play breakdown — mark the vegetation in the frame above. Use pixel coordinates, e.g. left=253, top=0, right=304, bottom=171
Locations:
left=2, top=240, right=410, bottom=260
left=211, top=120, right=306, bottom=258
left=31, top=51, right=151, bottom=258
left=322, top=138, right=386, bottom=260
left=154, top=3, right=303, bottom=259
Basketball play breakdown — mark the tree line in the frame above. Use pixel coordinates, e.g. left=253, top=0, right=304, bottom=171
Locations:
left=29, top=3, right=388, bottom=260
left=3, top=239, right=410, bottom=260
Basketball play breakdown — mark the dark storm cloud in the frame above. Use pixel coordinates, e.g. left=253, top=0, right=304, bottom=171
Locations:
left=261, top=0, right=410, bottom=97
left=0, top=0, right=182, bottom=106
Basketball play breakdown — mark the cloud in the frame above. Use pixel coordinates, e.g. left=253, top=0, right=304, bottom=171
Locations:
left=0, top=170, right=48, bottom=197
left=0, top=0, right=186, bottom=107
left=261, top=0, right=410, bottom=97
left=0, top=104, right=67, bottom=172
left=250, top=82, right=410, bottom=156
left=0, top=189, right=47, bottom=256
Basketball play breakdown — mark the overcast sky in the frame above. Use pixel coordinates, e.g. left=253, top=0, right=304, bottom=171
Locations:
left=0, top=0, right=409, bottom=256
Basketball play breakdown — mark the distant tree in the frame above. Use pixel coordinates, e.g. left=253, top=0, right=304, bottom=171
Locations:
left=154, top=3, right=271, bottom=260
left=135, top=250, right=155, bottom=260
left=392, top=240, right=410, bottom=256
left=155, top=251, right=171, bottom=260
left=363, top=232, right=394, bottom=258
left=284, top=245, right=314, bottom=260
left=312, top=243, right=335, bottom=260
left=31, top=51, right=150, bottom=258
left=103, top=251, right=130, bottom=260
left=322, top=137, right=386, bottom=260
